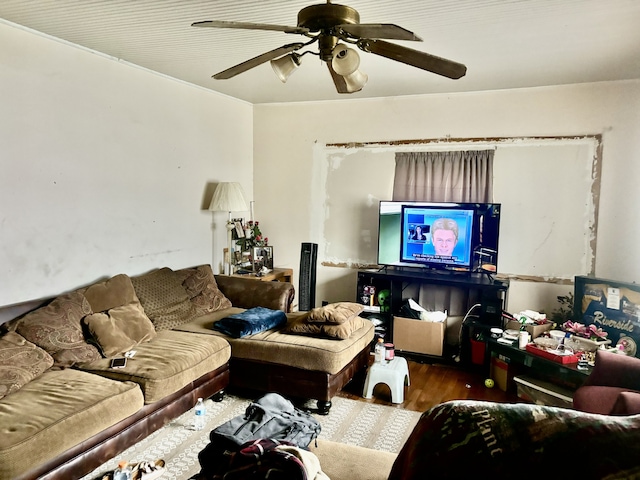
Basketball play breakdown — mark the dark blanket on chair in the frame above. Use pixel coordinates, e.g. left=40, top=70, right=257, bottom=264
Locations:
left=389, top=400, right=640, bottom=480
left=213, top=307, right=287, bottom=338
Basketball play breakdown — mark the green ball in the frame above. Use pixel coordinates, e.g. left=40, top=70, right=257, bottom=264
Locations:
left=485, top=378, right=495, bottom=388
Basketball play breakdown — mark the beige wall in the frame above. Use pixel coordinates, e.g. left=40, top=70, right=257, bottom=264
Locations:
left=254, top=80, right=640, bottom=315
left=0, top=22, right=253, bottom=305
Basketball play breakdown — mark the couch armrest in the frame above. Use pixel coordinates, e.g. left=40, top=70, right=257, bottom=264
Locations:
left=585, top=349, right=640, bottom=390
left=214, top=275, right=295, bottom=312
left=611, top=391, right=640, bottom=415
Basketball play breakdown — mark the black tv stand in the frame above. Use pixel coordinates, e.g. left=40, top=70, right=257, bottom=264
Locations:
left=356, top=267, right=509, bottom=344
left=366, top=267, right=505, bottom=287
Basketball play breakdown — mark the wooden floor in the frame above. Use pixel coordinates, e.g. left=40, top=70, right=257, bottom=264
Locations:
left=338, top=355, right=519, bottom=413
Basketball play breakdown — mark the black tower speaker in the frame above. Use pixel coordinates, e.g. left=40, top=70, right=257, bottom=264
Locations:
left=299, top=242, right=318, bottom=311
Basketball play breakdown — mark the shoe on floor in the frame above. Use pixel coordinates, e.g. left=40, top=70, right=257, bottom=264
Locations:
left=130, top=459, right=166, bottom=480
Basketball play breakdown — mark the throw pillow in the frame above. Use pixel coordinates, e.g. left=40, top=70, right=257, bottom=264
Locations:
left=0, top=332, right=54, bottom=400
left=81, top=273, right=140, bottom=313
left=179, top=264, right=232, bottom=313
left=283, top=313, right=367, bottom=340
left=51, top=344, right=105, bottom=367
left=131, top=267, right=200, bottom=331
left=16, top=292, right=101, bottom=367
left=320, top=315, right=368, bottom=340
left=282, top=314, right=322, bottom=336
left=83, top=304, right=157, bottom=356
left=307, top=302, right=365, bottom=324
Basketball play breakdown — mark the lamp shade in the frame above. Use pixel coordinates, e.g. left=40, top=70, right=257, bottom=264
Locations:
left=209, top=182, right=249, bottom=212
left=332, top=44, right=368, bottom=93
left=332, top=45, right=360, bottom=76
left=271, top=54, right=301, bottom=83
left=340, top=70, right=368, bottom=93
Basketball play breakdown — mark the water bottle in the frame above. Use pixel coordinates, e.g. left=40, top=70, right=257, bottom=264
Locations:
left=194, top=397, right=206, bottom=431
left=374, top=338, right=385, bottom=363
left=113, top=461, right=131, bottom=480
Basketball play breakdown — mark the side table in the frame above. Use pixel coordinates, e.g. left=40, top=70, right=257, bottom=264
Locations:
left=363, top=356, right=410, bottom=404
left=229, top=268, right=293, bottom=283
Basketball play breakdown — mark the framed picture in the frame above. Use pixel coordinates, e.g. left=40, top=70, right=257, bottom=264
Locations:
left=252, top=246, right=273, bottom=271
left=232, top=219, right=245, bottom=240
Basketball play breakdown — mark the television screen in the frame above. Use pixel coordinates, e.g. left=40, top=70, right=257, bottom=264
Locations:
left=377, top=201, right=501, bottom=272
left=400, top=205, right=474, bottom=269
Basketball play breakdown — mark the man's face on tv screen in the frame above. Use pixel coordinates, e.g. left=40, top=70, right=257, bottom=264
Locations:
left=433, top=229, right=456, bottom=256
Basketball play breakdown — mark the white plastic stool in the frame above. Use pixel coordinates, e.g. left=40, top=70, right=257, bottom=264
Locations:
left=363, top=356, right=410, bottom=403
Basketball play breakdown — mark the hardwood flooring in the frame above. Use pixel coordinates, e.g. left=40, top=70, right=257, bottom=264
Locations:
left=338, top=355, right=519, bottom=413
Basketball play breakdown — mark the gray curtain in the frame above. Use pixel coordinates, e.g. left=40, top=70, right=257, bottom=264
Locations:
left=392, top=150, right=494, bottom=202
left=391, top=150, right=494, bottom=344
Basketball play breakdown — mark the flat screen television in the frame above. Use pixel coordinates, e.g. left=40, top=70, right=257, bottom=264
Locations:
left=377, top=201, right=501, bottom=273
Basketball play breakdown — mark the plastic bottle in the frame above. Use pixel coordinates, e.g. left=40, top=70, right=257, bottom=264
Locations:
left=113, top=461, right=132, bottom=480
left=374, top=338, right=385, bottom=363
left=194, top=397, right=206, bottom=430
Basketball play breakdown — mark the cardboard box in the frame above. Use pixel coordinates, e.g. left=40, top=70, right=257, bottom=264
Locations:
left=490, top=354, right=515, bottom=392
left=505, top=320, right=553, bottom=339
left=393, top=316, right=446, bottom=356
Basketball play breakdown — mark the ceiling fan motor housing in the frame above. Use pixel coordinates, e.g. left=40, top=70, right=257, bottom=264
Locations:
left=297, top=4, right=360, bottom=31
left=298, top=3, right=360, bottom=61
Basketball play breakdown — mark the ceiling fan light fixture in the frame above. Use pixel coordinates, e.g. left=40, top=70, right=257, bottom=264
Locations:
left=340, top=69, right=368, bottom=93
left=270, top=54, right=301, bottom=83
left=332, top=44, right=368, bottom=93
left=331, top=44, right=359, bottom=76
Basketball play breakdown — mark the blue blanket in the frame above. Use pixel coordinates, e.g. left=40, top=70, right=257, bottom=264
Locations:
left=214, top=307, right=287, bottom=338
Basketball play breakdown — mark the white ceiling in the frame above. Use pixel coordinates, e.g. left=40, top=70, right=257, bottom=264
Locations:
left=2, top=0, right=640, bottom=104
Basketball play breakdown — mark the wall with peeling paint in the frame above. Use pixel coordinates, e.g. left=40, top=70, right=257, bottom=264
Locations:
left=0, top=22, right=253, bottom=306
left=254, top=80, right=640, bottom=317
left=319, top=139, right=597, bottom=278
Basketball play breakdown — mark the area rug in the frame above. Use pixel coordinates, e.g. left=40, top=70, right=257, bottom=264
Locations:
left=81, top=394, right=421, bottom=480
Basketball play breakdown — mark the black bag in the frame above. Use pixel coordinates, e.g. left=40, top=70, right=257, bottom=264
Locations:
left=197, top=393, right=321, bottom=478
left=399, top=299, right=422, bottom=319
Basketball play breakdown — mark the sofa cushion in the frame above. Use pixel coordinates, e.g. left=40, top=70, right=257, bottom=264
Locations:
left=131, top=268, right=200, bottom=331
left=15, top=292, right=102, bottom=367
left=176, top=309, right=375, bottom=375
left=76, top=330, right=231, bottom=404
left=0, top=368, right=143, bottom=480
left=176, top=264, right=232, bottom=313
left=307, top=302, right=365, bottom=324
left=83, top=304, right=157, bottom=357
left=310, top=440, right=396, bottom=480
left=0, top=332, right=54, bottom=400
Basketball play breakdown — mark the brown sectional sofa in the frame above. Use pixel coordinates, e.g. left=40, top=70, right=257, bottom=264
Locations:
left=0, top=264, right=375, bottom=479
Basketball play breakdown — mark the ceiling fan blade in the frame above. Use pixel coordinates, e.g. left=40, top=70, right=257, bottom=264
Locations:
left=339, top=24, right=422, bottom=41
left=192, top=20, right=309, bottom=35
left=327, top=63, right=349, bottom=94
left=363, top=40, right=466, bottom=79
left=213, top=43, right=304, bottom=80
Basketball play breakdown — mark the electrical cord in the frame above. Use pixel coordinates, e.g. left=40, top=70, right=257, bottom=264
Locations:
left=453, top=303, right=481, bottom=362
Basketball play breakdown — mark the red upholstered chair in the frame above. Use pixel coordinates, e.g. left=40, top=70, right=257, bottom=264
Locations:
left=573, top=349, right=640, bottom=415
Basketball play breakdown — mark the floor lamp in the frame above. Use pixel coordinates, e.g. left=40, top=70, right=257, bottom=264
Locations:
left=208, top=182, right=249, bottom=275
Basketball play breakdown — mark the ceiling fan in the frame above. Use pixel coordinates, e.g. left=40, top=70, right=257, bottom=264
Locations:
left=192, top=1, right=467, bottom=94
